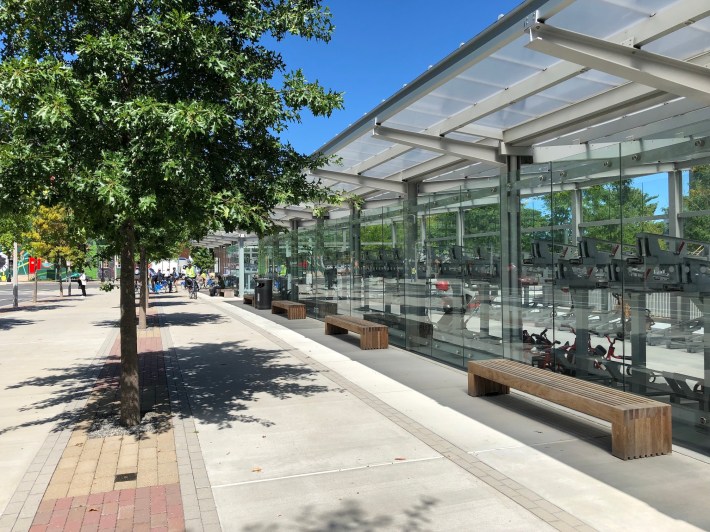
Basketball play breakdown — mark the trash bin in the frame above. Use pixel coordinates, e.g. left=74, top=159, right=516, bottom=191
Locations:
left=254, top=278, right=273, bottom=310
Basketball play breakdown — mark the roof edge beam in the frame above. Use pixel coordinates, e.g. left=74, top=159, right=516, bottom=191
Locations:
left=311, top=169, right=407, bottom=194
left=526, top=23, right=710, bottom=104
left=372, top=125, right=505, bottom=166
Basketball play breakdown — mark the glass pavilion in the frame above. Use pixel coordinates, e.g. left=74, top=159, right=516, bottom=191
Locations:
left=208, top=0, right=710, bottom=454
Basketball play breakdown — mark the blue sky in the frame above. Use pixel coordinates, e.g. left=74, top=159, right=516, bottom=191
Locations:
left=274, top=0, right=523, bottom=154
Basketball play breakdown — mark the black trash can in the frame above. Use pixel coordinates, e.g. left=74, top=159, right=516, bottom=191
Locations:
left=254, top=278, right=273, bottom=310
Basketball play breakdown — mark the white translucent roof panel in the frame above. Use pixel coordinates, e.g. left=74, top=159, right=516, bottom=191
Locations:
left=458, top=42, right=553, bottom=88
left=429, top=76, right=502, bottom=105
left=383, top=108, right=446, bottom=131
left=549, top=0, right=668, bottom=38
left=363, top=149, right=440, bottom=178
left=335, top=135, right=396, bottom=171
left=408, top=94, right=478, bottom=122
left=644, top=22, right=710, bottom=59
left=477, top=106, right=539, bottom=129
left=445, top=132, right=486, bottom=143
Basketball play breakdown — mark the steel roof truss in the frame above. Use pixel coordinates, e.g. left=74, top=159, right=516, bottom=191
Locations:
left=372, top=125, right=505, bottom=166
left=526, top=23, right=710, bottom=104
left=310, top=169, right=408, bottom=194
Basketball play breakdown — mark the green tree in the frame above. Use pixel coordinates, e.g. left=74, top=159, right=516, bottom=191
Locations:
left=0, top=212, right=31, bottom=252
left=0, top=1, right=343, bottom=426
left=581, top=181, right=663, bottom=244
left=684, top=165, right=710, bottom=243
left=190, top=246, right=214, bottom=273
left=23, top=205, right=88, bottom=296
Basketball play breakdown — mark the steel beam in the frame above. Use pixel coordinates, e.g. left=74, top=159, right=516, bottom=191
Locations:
left=372, top=125, right=505, bottom=166
left=505, top=84, right=669, bottom=145
left=526, top=23, right=710, bottom=104
left=615, top=0, right=710, bottom=48
left=310, top=169, right=407, bottom=194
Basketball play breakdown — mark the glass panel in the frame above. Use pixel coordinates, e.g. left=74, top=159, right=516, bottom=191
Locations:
left=462, top=189, right=503, bottom=363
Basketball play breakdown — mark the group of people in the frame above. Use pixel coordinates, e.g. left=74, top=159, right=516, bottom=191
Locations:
left=148, top=266, right=180, bottom=293
left=140, top=261, right=228, bottom=297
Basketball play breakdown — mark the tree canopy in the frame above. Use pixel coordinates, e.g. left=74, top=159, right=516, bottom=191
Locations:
left=0, top=0, right=343, bottom=241
left=0, top=0, right=344, bottom=426
left=684, top=165, right=710, bottom=243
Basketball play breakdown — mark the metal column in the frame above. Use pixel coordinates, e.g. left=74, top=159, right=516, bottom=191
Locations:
left=500, top=157, right=523, bottom=360
left=238, top=237, right=246, bottom=295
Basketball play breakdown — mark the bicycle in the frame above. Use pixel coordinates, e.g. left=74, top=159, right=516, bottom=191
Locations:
left=185, top=277, right=199, bottom=299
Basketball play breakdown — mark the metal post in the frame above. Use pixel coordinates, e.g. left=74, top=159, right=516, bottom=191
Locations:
left=456, top=207, right=463, bottom=247
left=404, top=182, right=426, bottom=350
left=290, top=220, right=299, bottom=301
left=238, top=237, right=245, bottom=295
left=669, top=170, right=685, bottom=323
left=12, top=241, right=18, bottom=308
left=571, top=189, right=582, bottom=244
left=629, top=291, right=648, bottom=395
left=350, top=205, right=361, bottom=312
left=500, top=157, right=522, bottom=360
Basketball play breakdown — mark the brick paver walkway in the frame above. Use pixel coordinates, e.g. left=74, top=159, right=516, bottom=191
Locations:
left=28, top=313, right=186, bottom=532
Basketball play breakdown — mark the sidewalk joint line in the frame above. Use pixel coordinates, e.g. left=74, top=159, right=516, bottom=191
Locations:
left=211, top=455, right=444, bottom=488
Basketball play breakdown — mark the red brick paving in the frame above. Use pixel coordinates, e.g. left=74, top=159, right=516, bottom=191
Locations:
left=29, top=483, right=184, bottom=532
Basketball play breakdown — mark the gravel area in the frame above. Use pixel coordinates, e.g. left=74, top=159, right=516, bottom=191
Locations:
left=87, top=410, right=171, bottom=439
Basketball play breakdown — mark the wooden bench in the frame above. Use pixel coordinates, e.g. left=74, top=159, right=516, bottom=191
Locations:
left=272, top=300, right=306, bottom=320
left=325, top=315, right=389, bottom=350
left=468, top=359, right=671, bottom=460
left=219, top=288, right=235, bottom=297
left=243, top=293, right=254, bottom=305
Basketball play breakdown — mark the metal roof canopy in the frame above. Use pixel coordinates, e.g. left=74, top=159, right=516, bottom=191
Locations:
left=273, top=0, right=710, bottom=216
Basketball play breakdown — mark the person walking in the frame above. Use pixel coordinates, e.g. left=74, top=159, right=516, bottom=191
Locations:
left=78, top=271, right=87, bottom=298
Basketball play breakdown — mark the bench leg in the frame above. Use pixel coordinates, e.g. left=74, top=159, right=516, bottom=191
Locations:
left=611, top=407, right=672, bottom=460
left=468, top=372, right=510, bottom=397
left=325, top=323, right=348, bottom=335
left=287, top=309, right=306, bottom=319
left=360, top=330, right=388, bottom=349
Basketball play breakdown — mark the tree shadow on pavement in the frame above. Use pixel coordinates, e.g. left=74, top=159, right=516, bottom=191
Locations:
left=172, top=339, right=341, bottom=429
left=0, top=317, right=38, bottom=330
left=0, top=304, right=62, bottom=314
left=90, top=311, right=228, bottom=329
left=160, top=311, right=229, bottom=327
left=241, top=496, right=439, bottom=531
left=1, top=362, right=111, bottom=436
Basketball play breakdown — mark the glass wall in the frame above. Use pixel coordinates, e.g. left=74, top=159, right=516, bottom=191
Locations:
left=259, top=130, right=710, bottom=455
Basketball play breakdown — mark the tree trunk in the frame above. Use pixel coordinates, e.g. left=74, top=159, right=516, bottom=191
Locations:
left=67, top=266, right=72, bottom=296
left=119, top=221, right=140, bottom=427
left=139, top=247, right=147, bottom=329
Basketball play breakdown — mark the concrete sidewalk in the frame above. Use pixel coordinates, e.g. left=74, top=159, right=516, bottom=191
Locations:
left=1, top=288, right=710, bottom=531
